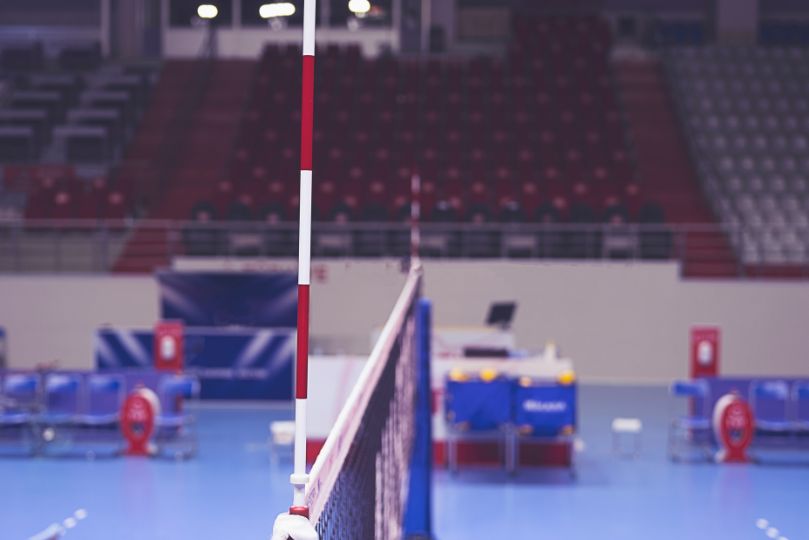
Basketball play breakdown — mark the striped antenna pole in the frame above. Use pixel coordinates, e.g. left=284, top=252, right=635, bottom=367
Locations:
left=410, top=173, right=421, bottom=261
left=290, top=0, right=317, bottom=520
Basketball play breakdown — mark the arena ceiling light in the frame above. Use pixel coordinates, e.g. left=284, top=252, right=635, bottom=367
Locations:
left=348, top=0, right=371, bottom=15
left=260, top=2, right=296, bottom=18
left=197, top=3, right=219, bottom=19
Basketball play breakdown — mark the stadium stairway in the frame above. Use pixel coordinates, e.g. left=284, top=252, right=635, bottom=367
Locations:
left=615, top=57, right=738, bottom=277
left=113, top=60, right=254, bottom=272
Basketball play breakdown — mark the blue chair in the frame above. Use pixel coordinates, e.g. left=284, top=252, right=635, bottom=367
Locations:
left=0, top=373, right=41, bottom=455
left=42, top=373, right=83, bottom=425
left=155, top=374, right=200, bottom=459
left=750, top=380, right=792, bottom=435
left=40, top=373, right=84, bottom=455
left=668, top=379, right=713, bottom=461
left=81, top=373, right=124, bottom=426
left=792, top=382, right=809, bottom=433
left=77, top=373, right=125, bottom=457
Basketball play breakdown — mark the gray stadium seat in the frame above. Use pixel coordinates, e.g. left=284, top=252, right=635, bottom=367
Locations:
left=668, top=46, right=809, bottom=265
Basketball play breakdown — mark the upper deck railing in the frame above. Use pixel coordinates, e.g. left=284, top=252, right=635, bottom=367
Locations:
left=0, top=218, right=804, bottom=278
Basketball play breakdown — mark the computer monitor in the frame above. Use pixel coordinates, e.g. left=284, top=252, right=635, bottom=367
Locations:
left=486, top=302, right=517, bottom=330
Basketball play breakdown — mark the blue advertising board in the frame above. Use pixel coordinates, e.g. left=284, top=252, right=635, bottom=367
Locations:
left=95, top=327, right=294, bottom=400
left=156, top=271, right=297, bottom=328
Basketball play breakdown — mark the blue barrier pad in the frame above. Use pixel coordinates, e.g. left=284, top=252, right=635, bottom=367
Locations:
left=513, top=381, right=576, bottom=437
left=445, top=378, right=512, bottom=431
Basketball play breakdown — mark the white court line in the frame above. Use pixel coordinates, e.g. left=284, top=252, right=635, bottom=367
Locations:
left=756, top=517, right=790, bottom=540
left=28, top=524, right=64, bottom=540
left=29, top=508, right=88, bottom=540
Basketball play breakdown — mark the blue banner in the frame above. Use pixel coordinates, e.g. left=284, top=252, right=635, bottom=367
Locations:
left=95, top=327, right=294, bottom=400
left=156, top=271, right=297, bottom=328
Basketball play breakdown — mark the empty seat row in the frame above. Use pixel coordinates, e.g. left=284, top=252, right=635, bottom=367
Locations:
left=226, top=17, right=639, bottom=229
left=668, top=46, right=809, bottom=265
left=0, top=41, right=101, bottom=72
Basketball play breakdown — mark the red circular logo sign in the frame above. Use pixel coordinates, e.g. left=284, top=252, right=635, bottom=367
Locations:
left=712, top=393, right=754, bottom=463
left=121, top=388, right=160, bottom=456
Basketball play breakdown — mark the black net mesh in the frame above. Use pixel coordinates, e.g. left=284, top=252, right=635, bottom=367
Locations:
left=307, top=272, right=422, bottom=540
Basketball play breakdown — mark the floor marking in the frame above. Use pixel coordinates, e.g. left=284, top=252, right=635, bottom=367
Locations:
left=29, top=508, right=88, bottom=539
left=28, top=524, right=64, bottom=540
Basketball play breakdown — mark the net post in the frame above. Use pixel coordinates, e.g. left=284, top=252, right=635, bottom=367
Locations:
left=403, top=297, right=434, bottom=539
left=292, top=0, right=317, bottom=520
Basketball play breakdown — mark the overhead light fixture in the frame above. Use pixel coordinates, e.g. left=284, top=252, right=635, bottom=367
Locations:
left=348, top=0, right=371, bottom=15
left=197, top=4, right=219, bottom=19
left=260, top=2, right=296, bottom=18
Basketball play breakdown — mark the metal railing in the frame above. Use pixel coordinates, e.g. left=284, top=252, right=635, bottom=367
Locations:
left=0, top=218, right=806, bottom=278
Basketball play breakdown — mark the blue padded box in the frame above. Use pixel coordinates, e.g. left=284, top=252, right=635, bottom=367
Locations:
left=513, top=378, right=576, bottom=437
left=444, top=375, right=511, bottom=432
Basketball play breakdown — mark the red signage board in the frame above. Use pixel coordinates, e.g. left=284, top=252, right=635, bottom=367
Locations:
left=712, top=393, right=754, bottom=463
left=154, top=321, right=184, bottom=372
left=690, top=327, right=720, bottom=379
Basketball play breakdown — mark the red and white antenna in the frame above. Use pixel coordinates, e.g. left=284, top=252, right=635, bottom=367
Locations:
left=410, top=172, right=421, bottom=261
left=290, top=0, right=317, bottom=520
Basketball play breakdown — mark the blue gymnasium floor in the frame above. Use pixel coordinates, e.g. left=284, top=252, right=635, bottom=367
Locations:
left=2, top=385, right=808, bottom=540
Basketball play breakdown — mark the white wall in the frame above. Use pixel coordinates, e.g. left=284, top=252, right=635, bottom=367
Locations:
left=421, top=261, right=809, bottom=383
left=3, top=260, right=809, bottom=383
left=0, top=276, right=158, bottom=370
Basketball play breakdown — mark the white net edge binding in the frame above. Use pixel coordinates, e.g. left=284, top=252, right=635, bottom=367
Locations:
left=304, top=268, right=422, bottom=524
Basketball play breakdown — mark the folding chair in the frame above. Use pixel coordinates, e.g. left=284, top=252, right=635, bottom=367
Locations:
left=77, top=373, right=126, bottom=457
left=750, top=380, right=794, bottom=447
left=0, top=372, right=40, bottom=455
left=792, top=382, right=809, bottom=436
left=668, top=379, right=714, bottom=461
left=40, top=372, right=83, bottom=456
left=155, top=374, right=200, bottom=459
